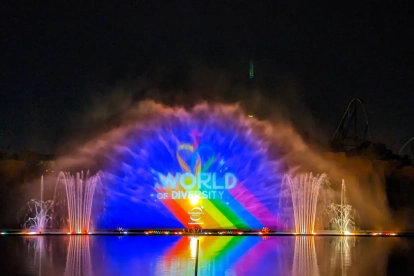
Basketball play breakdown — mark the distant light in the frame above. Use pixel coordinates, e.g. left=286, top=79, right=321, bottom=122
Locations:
left=123, top=231, right=128, bottom=235
left=344, top=231, right=351, bottom=235
left=27, top=231, right=37, bottom=235
left=1, top=232, right=6, bottom=235
left=248, top=115, right=254, bottom=118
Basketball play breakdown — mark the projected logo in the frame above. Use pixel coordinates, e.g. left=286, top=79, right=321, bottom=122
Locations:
left=188, top=207, right=204, bottom=223
left=153, top=130, right=275, bottom=229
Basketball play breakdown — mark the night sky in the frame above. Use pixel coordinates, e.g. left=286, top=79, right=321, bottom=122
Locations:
left=1, top=2, right=413, bottom=154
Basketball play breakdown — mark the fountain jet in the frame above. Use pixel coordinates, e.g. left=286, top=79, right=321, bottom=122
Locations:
left=282, top=172, right=331, bottom=234
left=56, top=171, right=101, bottom=233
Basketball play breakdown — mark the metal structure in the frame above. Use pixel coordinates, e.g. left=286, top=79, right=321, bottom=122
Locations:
left=331, top=98, right=372, bottom=152
left=398, top=136, right=414, bottom=161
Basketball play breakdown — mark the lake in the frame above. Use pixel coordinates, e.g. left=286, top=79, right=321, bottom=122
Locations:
left=0, top=235, right=413, bottom=275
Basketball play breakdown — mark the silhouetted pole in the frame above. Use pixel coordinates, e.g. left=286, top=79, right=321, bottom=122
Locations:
left=40, top=175, right=44, bottom=232
left=194, top=239, right=200, bottom=276
left=341, top=179, right=345, bottom=234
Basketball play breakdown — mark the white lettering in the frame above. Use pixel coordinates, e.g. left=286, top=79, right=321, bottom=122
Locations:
left=156, top=190, right=227, bottom=200
left=180, top=173, right=197, bottom=189
left=157, top=172, right=238, bottom=190
left=197, top=172, right=211, bottom=189
left=158, top=173, right=180, bottom=189
left=225, top=173, right=237, bottom=189
left=212, top=173, right=224, bottom=189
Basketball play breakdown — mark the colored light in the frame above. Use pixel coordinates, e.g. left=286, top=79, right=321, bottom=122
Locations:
left=97, top=104, right=281, bottom=230
left=344, top=231, right=351, bottom=235
left=1, top=232, right=6, bottom=235
left=190, top=237, right=198, bottom=258
left=27, top=231, right=37, bottom=235
left=189, top=194, right=200, bottom=205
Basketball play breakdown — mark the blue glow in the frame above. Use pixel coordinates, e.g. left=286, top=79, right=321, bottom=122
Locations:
left=93, top=104, right=281, bottom=229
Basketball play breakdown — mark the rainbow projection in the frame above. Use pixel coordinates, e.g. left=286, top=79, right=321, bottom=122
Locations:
left=97, top=236, right=292, bottom=275
left=98, top=104, right=281, bottom=229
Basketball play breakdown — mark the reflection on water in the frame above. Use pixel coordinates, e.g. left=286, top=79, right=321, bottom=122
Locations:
left=64, top=236, right=93, bottom=276
left=24, top=236, right=49, bottom=275
left=330, top=237, right=354, bottom=276
left=292, top=237, right=319, bottom=276
left=0, top=235, right=406, bottom=276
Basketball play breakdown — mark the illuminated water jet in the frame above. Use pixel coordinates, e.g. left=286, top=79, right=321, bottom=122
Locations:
left=19, top=176, right=53, bottom=232
left=282, top=172, right=332, bottom=234
left=328, top=180, right=357, bottom=233
left=20, top=199, right=53, bottom=232
left=55, top=171, right=101, bottom=233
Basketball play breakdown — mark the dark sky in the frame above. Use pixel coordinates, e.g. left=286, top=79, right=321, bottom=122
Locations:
left=1, top=2, right=413, bottom=154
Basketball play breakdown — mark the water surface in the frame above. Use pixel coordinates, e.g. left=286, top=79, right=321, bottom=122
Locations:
left=0, top=235, right=412, bottom=275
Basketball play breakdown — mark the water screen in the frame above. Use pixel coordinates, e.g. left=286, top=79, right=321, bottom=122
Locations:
left=99, top=104, right=281, bottom=229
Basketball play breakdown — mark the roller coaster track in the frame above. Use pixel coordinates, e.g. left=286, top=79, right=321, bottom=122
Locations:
left=398, top=137, right=414, bottom=160
left=331, top=98, right=373, bottom=152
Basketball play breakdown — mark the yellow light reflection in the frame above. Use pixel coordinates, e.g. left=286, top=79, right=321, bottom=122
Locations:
left=190, top=237, right=199, bottom=258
